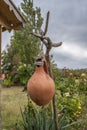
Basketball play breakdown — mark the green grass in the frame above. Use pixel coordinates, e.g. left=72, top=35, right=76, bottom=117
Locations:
left=1, top=86, right=28, bottom=130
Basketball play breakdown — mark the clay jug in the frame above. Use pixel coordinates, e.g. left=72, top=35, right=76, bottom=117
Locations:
left=27, top=57, right=55, bottom=106
left=0, top=74, right=5, bottom=80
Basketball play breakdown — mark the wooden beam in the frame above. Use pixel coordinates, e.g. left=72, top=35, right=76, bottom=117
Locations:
left=3, top=0, right=26, bottom=24
left=0, top=12, right=12, bottom=31
left=0, top=14, right=23, bottom=31
left=0, top=25, right=2, bottom=74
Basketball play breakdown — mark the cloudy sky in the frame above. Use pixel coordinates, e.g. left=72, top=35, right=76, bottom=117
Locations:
left=2, top=0, right=87, bottom=69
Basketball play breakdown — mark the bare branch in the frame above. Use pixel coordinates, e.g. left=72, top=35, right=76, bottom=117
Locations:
left=30, top=32, right=43, bottom=39
left=43, top=37, right=52, bottom=44
left=52, top=42, right=62, bottom=47
left=43, top=11, right=50, bottom=36
left=39, top=29, right=44, bottom=36
left=42, top=39, right=48, bottom=46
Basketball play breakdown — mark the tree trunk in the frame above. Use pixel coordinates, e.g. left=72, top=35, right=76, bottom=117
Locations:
left=45, top=54, right=59, bottom=130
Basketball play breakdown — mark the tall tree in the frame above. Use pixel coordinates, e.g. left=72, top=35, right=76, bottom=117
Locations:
left=3, top=0, right=43, bottom=66
left=15, top=0, right=43, bottom=65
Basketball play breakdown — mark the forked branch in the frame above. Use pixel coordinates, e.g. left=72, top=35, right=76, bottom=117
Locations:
left=31, top=11, right=62, bottom=130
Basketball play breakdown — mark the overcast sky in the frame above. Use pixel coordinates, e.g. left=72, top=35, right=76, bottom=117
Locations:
left=2, top=0, right=87, bottom=69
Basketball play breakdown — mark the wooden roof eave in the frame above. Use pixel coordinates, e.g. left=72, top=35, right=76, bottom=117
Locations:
left=3, top=0, right=26, bottom=23
left=0, top=0, right=26, bottom=31
left=0, top=14, right=12, bottom=31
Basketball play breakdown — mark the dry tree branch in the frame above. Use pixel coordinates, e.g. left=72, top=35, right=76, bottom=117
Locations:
left=30, top=32, right=42, bottom=39
left=52, top=42, right=62, bottom=47
left=43, top=11, right=50, bottom=36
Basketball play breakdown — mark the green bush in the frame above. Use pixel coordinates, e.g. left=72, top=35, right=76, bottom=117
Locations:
left=15, top=98, right=80, bottom=130
left=15, top=99, right=54, bottom=130
left=13, top=63, right=34, bottom=85
left=2, top=77, right=13, bottom=87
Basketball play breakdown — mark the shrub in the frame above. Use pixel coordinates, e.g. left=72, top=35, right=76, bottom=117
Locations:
left=13, top=63, right=34, bottom=85
left=15, top=98, right=80, bottom=130
left=2, top=77, right=13, bottom=87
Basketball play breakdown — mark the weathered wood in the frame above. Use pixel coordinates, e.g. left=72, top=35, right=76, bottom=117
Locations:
left=0, top=15, right=12, bottom=31
left=43, top=11, right=50, bottom=36
left=0, top=25, right=2, bottom=74
left=0, top=0, right=26, bottom=31
left=44, top=39, right=59, bottom=130
left=52, top=42, right=62, bottom=47
left=0, top=83, right=2, bottom=130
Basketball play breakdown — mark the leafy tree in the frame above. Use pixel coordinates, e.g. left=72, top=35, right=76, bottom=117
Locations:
left=2, top=0, right=43, bottom=81
left=2, top=43, right=20, bottom=75
left=12, top=0, right=43, bottom=65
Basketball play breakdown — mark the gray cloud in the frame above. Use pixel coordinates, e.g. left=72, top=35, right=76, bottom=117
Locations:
left=52, top=50, right=87, bottom=69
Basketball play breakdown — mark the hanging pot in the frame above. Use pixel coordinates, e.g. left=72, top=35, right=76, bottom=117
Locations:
left=27, top=57, right=55, bottom=106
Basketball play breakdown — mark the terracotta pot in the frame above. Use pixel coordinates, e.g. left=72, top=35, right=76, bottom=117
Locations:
left=27, top=58, right=55, bottom=106
left=0, top=74, right=5, bottom=80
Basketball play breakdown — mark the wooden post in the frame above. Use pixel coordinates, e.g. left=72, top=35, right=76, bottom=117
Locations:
left=0, top=25, right=2, bottom=74
left=0, top=83, right=2, bottom=130
left=0, top=25, right=2, bottom=130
